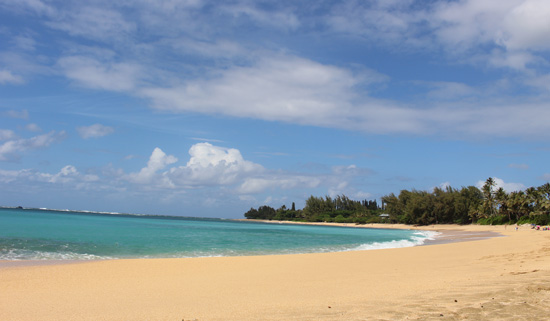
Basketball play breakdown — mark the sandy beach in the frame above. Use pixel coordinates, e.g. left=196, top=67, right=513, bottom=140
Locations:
left=1, top=224, right=549, bottom=320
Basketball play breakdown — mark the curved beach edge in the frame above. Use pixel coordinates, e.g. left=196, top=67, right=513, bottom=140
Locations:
left=1, top=222, right=549, bottom=320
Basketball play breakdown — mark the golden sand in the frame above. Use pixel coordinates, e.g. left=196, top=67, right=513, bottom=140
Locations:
left=1, top=224, right=549, bottom=320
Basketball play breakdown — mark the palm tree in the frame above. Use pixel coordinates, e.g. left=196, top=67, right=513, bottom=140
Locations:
left=479, top=177, right=497, bottom=218
left=495, top=187, right=509, bottom=222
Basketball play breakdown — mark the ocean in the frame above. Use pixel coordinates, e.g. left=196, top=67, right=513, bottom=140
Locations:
left=0, top=207, right=438, bottom=260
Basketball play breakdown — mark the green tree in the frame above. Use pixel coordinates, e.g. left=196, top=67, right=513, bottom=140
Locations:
left=478, top=177, right=497, bottom=218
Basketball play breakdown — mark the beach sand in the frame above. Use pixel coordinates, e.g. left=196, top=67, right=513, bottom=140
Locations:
left=1, top=224, right=549, bottom=320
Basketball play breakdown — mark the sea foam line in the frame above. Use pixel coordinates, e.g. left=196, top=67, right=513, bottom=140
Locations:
left=352, top=230, right=440, bottom=251
left=0, top=249, right=114, bottom=261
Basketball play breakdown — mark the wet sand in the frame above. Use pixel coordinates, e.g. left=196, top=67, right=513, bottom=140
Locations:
left=1, top=224, right=549, bottom=320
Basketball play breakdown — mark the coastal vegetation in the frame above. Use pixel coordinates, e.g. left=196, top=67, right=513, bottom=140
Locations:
left=244, top=178, right=550, bottom=225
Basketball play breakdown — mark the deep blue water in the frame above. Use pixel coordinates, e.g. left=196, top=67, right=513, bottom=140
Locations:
left=0, top=208, right=437, bottom=260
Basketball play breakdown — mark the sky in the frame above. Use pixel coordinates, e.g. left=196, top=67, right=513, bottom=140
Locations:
left=0, top=0, right=549, bottom=218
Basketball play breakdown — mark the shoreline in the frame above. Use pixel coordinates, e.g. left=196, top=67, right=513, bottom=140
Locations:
left=1, top=222, right=501, bottom=268
left=1, top=223, right=549, bottom=320
left=240, top=219, right=506, bottom=244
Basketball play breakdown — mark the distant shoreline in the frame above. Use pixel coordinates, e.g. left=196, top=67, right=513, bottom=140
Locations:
left=236, top=219, right=504, bottom=246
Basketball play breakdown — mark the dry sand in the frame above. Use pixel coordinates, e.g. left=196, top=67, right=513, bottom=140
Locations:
left=1, top=224, right=549, bottom=320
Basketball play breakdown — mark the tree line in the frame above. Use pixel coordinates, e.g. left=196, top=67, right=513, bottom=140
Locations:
left=244, top=195, right=381, bottom=224
left=244, top=179, right=550, bottom=225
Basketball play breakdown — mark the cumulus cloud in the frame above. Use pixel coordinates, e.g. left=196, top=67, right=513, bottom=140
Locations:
left=168, top=143, right=264, bottom=187
left=126, top=143, right=264, bottom=189
left=476, top=177, right=525, bottom=192
left=127, top=147, right=178, bottom=186
left=76, top=124, right=114, bottom=139
left=123, top=143, right=367, bottom=196
left=0, top=131, right=65, bottom=161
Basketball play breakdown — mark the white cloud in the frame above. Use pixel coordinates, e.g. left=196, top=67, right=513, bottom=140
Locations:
left=169, top=143, right=264, bottom=187
left=137, top=51, right=550, bottom=138
left=525, top=73, right=550, bottom=92
left=0, top=165, right=99, bottom=186
left=141, top=54, right=398, bottom=130
left=127, top=147, right=178, bottom=186
left=0, top=131, right=65, bottom=161
left=76, top=124, right=114, bottom=139
left=123, top=143, right=369, bottom=196
left=142, top=54, right=361, bottom=120
left=475, top=177, right=525, bottom=192
left=25, top=123, right=41, bottom=132
left=58, top=56, right=142, bottom=92
left=326, top=0, right=550, bottom=73
left=0, top=70, right=24, bottom=84
left=0, top=129, right=16, bottom=141
left=5, top=0, right=549, bottom=141
left=439, top=182, right=451, bottom=189
left=433, top=0, right=550, bottom=70
left=327, top=0, right=425, bottom=48
left=37, top=165, right=99, bottom=184
left=495, top=0, right=550, bottom=51
left=46, top=6, right=136, bottom=42
left=0, top=0, right=56, bottom=16
left=540, top=173, right=550, bottom=181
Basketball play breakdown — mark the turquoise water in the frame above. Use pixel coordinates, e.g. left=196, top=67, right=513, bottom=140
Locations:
left=0, top=208, right=437, bottom=260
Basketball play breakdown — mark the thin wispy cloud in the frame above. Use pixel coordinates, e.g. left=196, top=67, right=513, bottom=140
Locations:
left=509, top=163, right=529, bottom=170
left=77, top=124, right=114, bottom=139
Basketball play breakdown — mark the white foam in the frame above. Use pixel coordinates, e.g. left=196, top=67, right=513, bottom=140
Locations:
left=0, top=249, right=113, bottom=261
left=351, top=230, right=441, bottom=251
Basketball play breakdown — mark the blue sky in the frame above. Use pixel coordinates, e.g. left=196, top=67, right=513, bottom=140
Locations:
left=1, top=0, right=549, bottom=218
